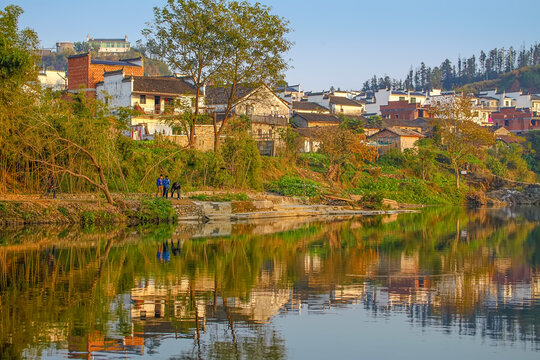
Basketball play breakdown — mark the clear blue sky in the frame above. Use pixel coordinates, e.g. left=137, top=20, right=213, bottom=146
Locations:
left=9, top=0, right=540, bottom=91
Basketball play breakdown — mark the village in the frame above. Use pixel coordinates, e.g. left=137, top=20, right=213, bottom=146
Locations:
left=37, top=37, right=540, bottom=159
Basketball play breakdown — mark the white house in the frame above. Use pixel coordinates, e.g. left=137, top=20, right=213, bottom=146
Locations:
left=97, top=71, right=200, bottom=138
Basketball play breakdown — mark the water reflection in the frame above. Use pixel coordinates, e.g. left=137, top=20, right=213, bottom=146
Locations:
left=0, top=207, right=539, bottom=359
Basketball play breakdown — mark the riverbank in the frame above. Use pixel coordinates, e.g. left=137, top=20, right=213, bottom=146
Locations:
left=0, top=192, right=421, bottom=227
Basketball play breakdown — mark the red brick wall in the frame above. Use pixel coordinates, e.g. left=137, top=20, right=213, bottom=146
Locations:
left=68, top=53, right=143, bottom=97
left=88, top=63, right=143, bottom=90
left=67, top=54, right=90, bottom=90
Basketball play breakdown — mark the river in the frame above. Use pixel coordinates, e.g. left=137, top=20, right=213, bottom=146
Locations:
left=0, top=207, right=538, bottom=359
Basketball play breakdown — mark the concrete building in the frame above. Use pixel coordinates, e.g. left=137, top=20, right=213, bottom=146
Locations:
left=38, top=70, right=67, bottom=91
left=329, top=96, right=365, bottom=115
left=87, top=35, right=130, bottom=53
left=97, top=71, right=199, bottom=139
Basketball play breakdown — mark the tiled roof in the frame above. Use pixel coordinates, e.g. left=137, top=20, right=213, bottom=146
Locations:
left=329, top=96, right=363, bottom=107
left=132, top=76, right=197, bottom=95
left=292, top=101, right=329, bottom=112
left=372, top=126, right=424, bottom=138
left=91, top=59, right=141, bottom=67
left=205, top=86, right=256, bottom=105
left=293, top=113, right=340, bottom=124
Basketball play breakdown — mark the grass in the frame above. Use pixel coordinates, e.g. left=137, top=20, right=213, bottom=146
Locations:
left=265, top=176, right=322, bottom=198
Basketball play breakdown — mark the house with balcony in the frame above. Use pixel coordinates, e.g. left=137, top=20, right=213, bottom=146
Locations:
left=86, top=35, right=130, bottom=53
left=205, top=84, right=290, bottom=156
left=97, top=71, right=200, bottom=139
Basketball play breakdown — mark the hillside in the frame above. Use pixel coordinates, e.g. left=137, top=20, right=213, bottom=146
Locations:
left=40, top=48, right=171, bottom=76
left=457, top=65, right=540, bottom=94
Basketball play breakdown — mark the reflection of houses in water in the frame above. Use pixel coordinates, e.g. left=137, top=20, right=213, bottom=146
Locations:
left=68, top=332, right=144, bottom=359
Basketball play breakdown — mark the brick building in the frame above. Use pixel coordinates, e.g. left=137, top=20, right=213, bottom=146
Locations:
left=380, top=100, right=430, bottom=120
left=491, top=107, right=540, bottom=133
left=67, top=53, right=143, bottom=97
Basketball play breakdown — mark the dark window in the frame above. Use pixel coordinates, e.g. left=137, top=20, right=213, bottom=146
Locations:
left=140, top=95, right=146, bottom=104
left=505, top=120, right=509, bottom=126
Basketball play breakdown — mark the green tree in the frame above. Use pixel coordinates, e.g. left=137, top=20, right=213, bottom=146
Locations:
left=211, top=0, right=292, bottom=151
left=144, top=0, right=229, bottom=148
left=0, top=5, right=39, bottom=192
left=431, top=96, right=495, bottom=189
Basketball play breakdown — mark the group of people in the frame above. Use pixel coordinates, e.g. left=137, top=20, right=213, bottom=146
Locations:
left=156, top=174, right=182, bottom=199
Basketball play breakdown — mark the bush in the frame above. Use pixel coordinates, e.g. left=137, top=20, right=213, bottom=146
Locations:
left=57, top=207, right=68, bottom=216
left=265, top=176, right=322, bottom=197
left=137, top=197, right=177, bottom=223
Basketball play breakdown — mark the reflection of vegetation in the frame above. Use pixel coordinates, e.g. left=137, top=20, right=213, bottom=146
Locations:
left=0, top=207, right=538, bottom=358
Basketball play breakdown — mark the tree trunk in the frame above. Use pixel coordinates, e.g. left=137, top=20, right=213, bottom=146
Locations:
left=453, top=161, right=460, bottom=190
left=213, top=112, right=220, bottom=152
left=97, top=165, right=114, bottom=205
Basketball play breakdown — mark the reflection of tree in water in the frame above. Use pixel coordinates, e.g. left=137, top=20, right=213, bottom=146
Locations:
left=0, top=208, right=539, bottom=358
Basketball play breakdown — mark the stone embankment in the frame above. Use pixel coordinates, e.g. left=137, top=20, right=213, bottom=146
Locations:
left=0, top=193, right=418, bottom=227
left=173, top=195, right=418, bottom=223
left=485, top=178, right=540, bottom=206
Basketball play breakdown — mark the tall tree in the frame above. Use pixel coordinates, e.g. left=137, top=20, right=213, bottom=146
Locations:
left=210, top=0, right=292, bottom=151
left=431, top=96, right=494, bottom=189
left=144, top=0, right=229, bottom=148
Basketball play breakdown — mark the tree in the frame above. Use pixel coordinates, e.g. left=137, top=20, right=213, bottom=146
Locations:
left=210, top=0, right=291, bottom=151
left=431, top=96, right=495, bottom=189
left=20, top=92, right=119, bottom=204
left=0, top=5, right=39, bottom=192
left=315, top=126, right=378, bottom=182
left=144, top=0, right=229, bottom=148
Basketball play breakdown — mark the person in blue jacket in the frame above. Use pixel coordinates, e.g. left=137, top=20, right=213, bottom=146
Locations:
left=156, top=174, right=164, bottom=197
left=162, top=175, right=171, bottom=198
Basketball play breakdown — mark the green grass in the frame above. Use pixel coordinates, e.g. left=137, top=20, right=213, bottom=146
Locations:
left=265, top=176, right=322, bottom=198
left=348, top=174, right=464, bottom=205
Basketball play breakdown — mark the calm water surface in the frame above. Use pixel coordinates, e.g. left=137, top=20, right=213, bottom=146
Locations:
left=0, top=207, right=539, bottom=359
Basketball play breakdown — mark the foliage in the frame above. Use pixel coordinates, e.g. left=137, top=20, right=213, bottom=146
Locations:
left=431, top=95, right=495, bottom=189
left=488, top=142, right=535, bottom=182
left=265, top=176, right=322, bottom=198
left=524, top=130, right=540, bottom=175
left=314, top=126, right=378, bottom=182
left=220, top=128, right=263, bottom=190
left=137, top=197, right=177, bottom=223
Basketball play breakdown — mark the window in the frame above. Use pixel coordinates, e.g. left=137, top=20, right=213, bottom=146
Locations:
left=399, top=96, right=405, bottom=101
left=140, top=95, right=146, bottom=104
left=410, top=97, right=416, bottom=103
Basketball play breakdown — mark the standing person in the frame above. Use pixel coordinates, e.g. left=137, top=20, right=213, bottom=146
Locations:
left=156, top=174, right=164, bottom=197
left=162, top=175, right=170, bottom=198
left=44, top=172, right=56, bottom=199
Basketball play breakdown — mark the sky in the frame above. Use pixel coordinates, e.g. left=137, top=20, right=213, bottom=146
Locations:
left=8, top=0, right=540, bottom=91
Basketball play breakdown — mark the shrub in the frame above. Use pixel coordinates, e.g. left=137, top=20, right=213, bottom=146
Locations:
left=57, top=207, right=68, bottom=216
left=137, top=197, right=177, bottom=223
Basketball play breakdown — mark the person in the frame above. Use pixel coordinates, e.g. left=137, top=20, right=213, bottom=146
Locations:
left=44, top=173, right=56, bottom=199
left=170, top=182, right=182, bottom=199
left=156, top=174, right=164, bottom=197
left=162, top=175, right=170, bottom=198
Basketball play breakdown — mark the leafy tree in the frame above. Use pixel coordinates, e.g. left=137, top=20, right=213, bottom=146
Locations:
left=210, top=0, right=292, bottom=151
left=431, top=96, right=495, bottom=189
left=315, top=127, right=378, bottom=182
left=144, top=0, right=229, bottom=148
